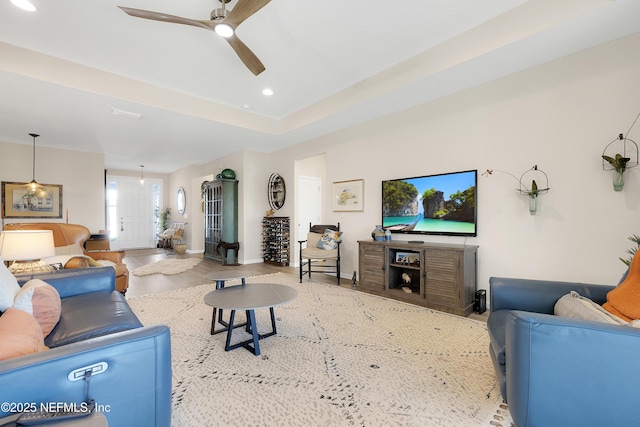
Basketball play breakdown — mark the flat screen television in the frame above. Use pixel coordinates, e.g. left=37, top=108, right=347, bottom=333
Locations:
left=382, top=169, right=477, bottom=237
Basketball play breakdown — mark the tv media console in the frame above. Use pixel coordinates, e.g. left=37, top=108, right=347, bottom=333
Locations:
left=357, top=240, right=478, bottom=316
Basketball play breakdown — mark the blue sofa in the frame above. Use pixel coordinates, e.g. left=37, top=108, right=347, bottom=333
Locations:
left=0, top=268, right=172, bottom=426
left=487, top=276, right=640, bottom=427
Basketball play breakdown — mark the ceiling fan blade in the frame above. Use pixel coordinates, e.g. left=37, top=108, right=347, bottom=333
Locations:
left=224, top=0, right=270, bottom=29
left=118, top=6, right=212, bottom=31
left=225, top=34, right=265, bottom=76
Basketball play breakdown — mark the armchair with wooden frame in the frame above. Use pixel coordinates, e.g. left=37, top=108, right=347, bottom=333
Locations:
left=298, top=223, right=341, bottom=285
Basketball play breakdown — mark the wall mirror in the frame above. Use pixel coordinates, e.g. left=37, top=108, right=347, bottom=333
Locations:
left=177, top=187, right=186, bottom=215
left=268, top=173, right=286, bottom=210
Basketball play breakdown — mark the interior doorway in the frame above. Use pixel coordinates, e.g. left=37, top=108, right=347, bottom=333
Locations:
left=297, top=175, right=321, bottom=235
left=294, top=153, right=326, bottom=267
left=106, top=175, right=163, bottom=250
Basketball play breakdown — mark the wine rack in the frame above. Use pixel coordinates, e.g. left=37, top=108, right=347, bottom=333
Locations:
left=262, top=216, right=290, bottom=266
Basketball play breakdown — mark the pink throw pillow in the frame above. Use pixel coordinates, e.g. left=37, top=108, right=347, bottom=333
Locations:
left=13, top=279, right=62, bottom=337
left=0, top=308, right=48, bottom=360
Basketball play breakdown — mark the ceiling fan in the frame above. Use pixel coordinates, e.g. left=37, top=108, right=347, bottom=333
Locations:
left=118, top=0, right=270, bottom=76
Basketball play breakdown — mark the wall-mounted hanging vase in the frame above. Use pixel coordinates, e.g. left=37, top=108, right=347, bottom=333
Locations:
left=602, top=133, right=638, bottom=192
left=517, top=165, right=550, bottom=216
left=602, top=112, right=640, bottom=192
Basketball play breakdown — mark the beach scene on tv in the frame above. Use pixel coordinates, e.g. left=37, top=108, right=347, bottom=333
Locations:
left=382, top=170, right=476, bottom=235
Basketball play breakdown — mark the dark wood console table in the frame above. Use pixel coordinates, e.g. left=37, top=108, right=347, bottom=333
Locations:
left=358, top=240, right=478, bottom=316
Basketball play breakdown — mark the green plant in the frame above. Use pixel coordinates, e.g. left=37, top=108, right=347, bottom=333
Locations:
left=620, top=234, right=640, bottom=266
left=528, top=179, right=538, bottom=197
left=200, top=181, right=208, bottom=200
left=602, top=153, right=631, bottom=173
left=159, top=207, right=171, bottom=232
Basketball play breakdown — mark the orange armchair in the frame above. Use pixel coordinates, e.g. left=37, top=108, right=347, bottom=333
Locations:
left=3, top=223, right=129, bottom=294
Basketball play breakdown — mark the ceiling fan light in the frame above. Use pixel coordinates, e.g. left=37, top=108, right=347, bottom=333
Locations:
left=10, top=0, right=36, bottom=12
left=214, top=23, right=234, bottom=38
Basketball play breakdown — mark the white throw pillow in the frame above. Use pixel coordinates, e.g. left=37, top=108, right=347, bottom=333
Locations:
left=0, top=256, right=21, bottom=312
left=554, top=291, right=629, bottom=326
left=54, top=243, right=84, bottom=256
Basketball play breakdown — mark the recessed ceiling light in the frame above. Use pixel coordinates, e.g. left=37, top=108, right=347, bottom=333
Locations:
left=11, top=0, right=36, bottom=11
left=111, top=107, right=142, bottom=119
left=262, top=88, right=274, bottom=96
left=242, top=104, right=251, bottom=110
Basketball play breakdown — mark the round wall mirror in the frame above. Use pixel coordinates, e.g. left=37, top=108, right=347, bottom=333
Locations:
left=177, top=187, right=186, bottom=215
left=268, top=173, right=286, bottom=210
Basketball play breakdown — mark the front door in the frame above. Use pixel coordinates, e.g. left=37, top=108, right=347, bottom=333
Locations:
left=107, top=175, right=161, bottom=249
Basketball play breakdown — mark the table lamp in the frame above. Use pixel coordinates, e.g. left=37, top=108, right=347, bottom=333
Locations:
left=0, top=230, right=55, bottom=274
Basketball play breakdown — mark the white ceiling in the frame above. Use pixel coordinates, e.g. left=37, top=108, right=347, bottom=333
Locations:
left=1, top=0, right=639, bottom=173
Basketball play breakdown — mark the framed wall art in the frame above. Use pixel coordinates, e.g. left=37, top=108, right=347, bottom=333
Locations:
left=332, top=179, right=364, bottom=212
left=1, top=181, right=63, bottom=219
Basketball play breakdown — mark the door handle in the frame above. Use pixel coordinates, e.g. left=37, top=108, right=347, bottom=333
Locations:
left=120, top=218, right=124, bottom=232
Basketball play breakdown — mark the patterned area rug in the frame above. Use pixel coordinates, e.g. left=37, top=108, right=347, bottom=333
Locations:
left=132, top=258, right=201, bottom=276
left=128, top=273, right=510, bottom=426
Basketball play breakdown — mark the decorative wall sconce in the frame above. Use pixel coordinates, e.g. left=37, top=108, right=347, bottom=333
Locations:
left=517, top=165, right=550, bottom=215
left=601, top=112, right=639, bottom=192
left=483, top=165, right=550, bottom=216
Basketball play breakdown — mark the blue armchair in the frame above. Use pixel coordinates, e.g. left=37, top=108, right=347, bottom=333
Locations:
left=487, top=276, right=640, bottom=427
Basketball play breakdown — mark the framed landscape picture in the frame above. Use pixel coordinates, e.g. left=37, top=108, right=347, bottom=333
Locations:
left=332, top=179, right=364, bottom=212
left=1, top=181, right=63, bottom=219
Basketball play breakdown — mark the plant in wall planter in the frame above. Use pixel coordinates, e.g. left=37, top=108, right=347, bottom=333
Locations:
left=483, top=165, right=550, bottom=215
left=525, top=179, right=540, bottom=215
left=517, top=166, right=550, bottom=215
left=601, top=112, right=640, bottom=192
left=602, top=152, right=631, bottom=191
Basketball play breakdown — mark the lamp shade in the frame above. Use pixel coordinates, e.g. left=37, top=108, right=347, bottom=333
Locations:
left=0, top=230, right=55, bottom=261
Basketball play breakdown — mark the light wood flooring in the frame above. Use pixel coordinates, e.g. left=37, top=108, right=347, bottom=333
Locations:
left=123, top=248, right=326, bottom=298
left=123, top=248, right=488, bottom=321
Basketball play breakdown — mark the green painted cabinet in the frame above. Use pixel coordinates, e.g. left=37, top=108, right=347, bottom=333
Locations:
left=203, top=179, right=238, bottom=264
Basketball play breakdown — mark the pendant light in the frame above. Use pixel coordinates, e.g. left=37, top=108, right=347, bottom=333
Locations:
left=140, top=165, right=145, bottom=185
left=27, top=133, right=41, bottom=192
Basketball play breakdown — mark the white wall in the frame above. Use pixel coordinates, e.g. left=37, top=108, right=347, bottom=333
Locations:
left=173, top=150, right=254, bottom=258
left=268, top=31, right=640, bottom=291
left=0, top=141, right=105, bottom=231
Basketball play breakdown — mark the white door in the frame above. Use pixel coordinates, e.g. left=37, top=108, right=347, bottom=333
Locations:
left=108, top=176, right=159, bottom=249
left=296, top=176, right=322, bottom=265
